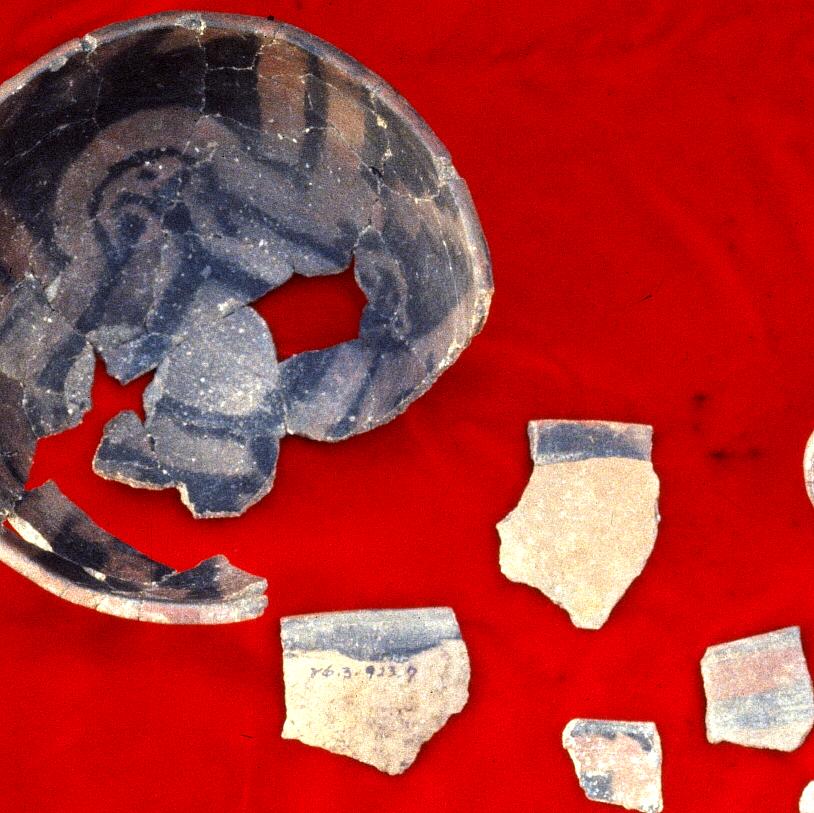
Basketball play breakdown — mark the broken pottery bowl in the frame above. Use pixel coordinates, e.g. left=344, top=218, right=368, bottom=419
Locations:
left=0, top=12, right=492, bottom=618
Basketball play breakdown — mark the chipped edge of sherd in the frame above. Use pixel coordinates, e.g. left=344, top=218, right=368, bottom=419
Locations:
left=563, top=718, right=661, bottom=750
left=701, top=625, right=804, bottom=662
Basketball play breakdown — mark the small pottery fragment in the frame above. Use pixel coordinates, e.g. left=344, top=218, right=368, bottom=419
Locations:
left=280, top=607, right=469, bottom=774
left=701, top=626, right=814, bottom=751
left=562, top=719, right=663, bottom=813
left=497, top=420, right=660, bottom=629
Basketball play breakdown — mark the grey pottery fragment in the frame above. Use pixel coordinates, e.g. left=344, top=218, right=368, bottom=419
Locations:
left=701, top=626, right=814, bottom=751
left=0, top=11, right=490, bottom=617
left=497, top=420, right=660, bottom=629
left=562, top=719, right=663, bottom=813
left=94, top=306, right=285, bottom=517
left=280, top=607, right=470, bottom=774
left=0, top=481, right=267, bottom=623
left=801, top=782, right=814, bottom=813
left=0, top=10, right=492, bottom=511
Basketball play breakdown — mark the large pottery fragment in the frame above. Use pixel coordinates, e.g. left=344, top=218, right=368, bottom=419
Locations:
left=281, top=607, right=470, bottom=774
left=498, top=420, right=660, bottom=629
left=0, top=11, right=492, bottom=617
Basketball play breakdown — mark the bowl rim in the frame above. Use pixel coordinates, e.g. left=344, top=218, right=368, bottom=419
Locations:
left=0, top=10, right=493, bottom=307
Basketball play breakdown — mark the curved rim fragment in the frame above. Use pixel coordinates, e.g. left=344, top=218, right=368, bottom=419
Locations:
left=0, top=481, right=267, bottom=623
left=0, top=11, right=492, bottom=316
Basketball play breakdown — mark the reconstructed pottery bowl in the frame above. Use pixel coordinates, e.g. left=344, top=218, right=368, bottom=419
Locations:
left=0, top=12, right=492, bottom=619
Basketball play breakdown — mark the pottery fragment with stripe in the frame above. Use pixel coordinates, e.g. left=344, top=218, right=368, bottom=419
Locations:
left=0, top=481, right=267, bottom=623
left=701, top=626, right=814, bottom=751
left=562, top=719, right=663, bottom=813
left=497, top=420, right=660, bottom=629
left=93, top=306, right=286, bottom=517
left=280, top=608, right=470, bottom=774
left=0, top=11, right=491, bottom=617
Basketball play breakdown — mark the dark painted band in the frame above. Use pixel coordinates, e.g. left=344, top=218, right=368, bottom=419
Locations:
left=568, top=719, right=655, bottom=752
left=281, top=607, right=462, bottom=662
left=529, top=420, right=653, bottom=464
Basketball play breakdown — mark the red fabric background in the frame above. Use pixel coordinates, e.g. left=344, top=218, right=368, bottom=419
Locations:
left=0, top=1, right=812, bottom=810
